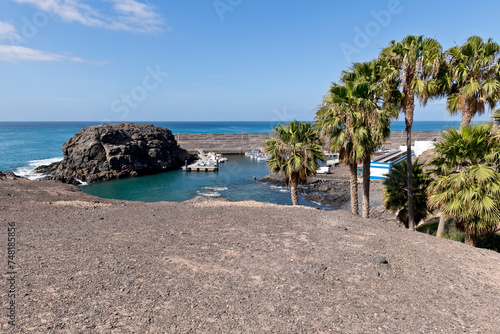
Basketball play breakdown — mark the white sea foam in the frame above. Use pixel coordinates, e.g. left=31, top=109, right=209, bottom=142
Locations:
left=75, top=178, right=88, bottom=186
left=197, top=190, right=221, bottom=197
left=270, top=185, right=289, bottom=193
left=14, top=157, right=63, bottom=180
left=202, top=186, right=228, bottom=191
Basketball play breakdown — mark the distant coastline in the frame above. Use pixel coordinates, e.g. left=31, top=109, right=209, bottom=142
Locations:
left=0, top=120, right=471, bottom=134
left=0, top=120, right=476, bottom=173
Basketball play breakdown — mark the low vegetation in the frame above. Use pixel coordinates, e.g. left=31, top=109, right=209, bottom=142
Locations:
left=417, top=222, right=500, bottom=252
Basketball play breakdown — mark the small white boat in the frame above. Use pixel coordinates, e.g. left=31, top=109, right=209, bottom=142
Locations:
left=206, top=152, right=227, bottom=163
left=196, top=149, right=227, bottom=165
left=245, top=149, right=270, bottom=161
left=325, top=152, right=340, bottom=167
left=317, top=166, right=331, bottom=174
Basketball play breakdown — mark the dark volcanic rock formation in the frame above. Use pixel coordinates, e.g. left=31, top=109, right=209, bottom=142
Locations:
left=259, top=174, right=351, bottom=209
left=0, top=171, right=19, bottom=180
left=36, top=122, right=193, bottom=184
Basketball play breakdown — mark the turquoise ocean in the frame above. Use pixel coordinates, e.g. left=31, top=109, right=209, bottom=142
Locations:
left=0, top=121, right=463, bottom=208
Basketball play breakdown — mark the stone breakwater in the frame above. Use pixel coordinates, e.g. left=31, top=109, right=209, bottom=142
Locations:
left=176, top=131, right=443, bottom=154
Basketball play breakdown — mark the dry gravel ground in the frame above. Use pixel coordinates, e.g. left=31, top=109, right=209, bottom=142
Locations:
left=1, top=178, right=500, bottom=333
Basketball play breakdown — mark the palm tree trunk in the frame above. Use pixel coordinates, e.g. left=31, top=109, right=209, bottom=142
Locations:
left=436, top=211, right=446, bottom=238
left=349, top=163, right=359, bottom=215
left=492, top=120, right=499, bottom=133
left=290, top=178, right=299, bottom=206
left=464, top=230, right=477, bottom=247
left=460, top=101, right=473, bottom=129
left=406, top=116, right=415, bottom=230
left=403, top=77, right=416, bottom=230
left=362, top=156, right=371, bottom=218
left=460, top=112, right=473, bottom=129
left=491, top=112, right=499, bottom=133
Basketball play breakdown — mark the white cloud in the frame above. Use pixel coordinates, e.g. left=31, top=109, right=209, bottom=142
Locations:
left=10, top=0, right=165, bottom=33
left=0, top=44, right=86, bottom=62
left=108, top=0, right=165, bottom=33
left=0, top=21, right=20, bottom=40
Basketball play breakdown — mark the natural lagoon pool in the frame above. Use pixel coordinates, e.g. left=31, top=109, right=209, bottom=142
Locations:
left=80, top=154, right=322, bottom=207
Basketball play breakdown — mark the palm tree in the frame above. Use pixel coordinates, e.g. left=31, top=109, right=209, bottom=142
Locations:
left=265, top=121, right=325, bottom=206
left=445, top=36, right=500, bottom=128
left=427, top=124, right=500, bottom=246
left=493, top=109, right=500, bottom=123
left=316, top=84, right=365, bottom=215
left=380, top=35, right=443, bottom=230
left=382, top=159, right=431, bottom=227
left=492, top=108, right=500, bottom=133
left=340, top=60, right=398, bottom=218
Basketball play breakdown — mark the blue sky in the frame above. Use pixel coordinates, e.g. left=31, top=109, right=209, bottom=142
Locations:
left=0, top=0, right=499, bottom=122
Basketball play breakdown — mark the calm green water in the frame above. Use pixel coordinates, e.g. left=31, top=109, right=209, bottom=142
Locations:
left=80, top=155, right=321, bottom=207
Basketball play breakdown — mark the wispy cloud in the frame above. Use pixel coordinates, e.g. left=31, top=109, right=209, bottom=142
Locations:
left=10, top=0, right=165, bottom=33
left=0, top=21, right=20, bottom=40
left=0, top=44, right=86, bottom=62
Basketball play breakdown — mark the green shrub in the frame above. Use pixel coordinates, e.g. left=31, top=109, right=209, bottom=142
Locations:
left=417, top=220, right=500, bottom=252
left=477, top=232, right=500, bottom=252
left=442, top=227, right=465, bottom=242
left=416, top=222, right=439, bottom=235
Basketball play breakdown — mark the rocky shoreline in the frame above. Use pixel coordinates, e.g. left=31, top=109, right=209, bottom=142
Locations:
left=259, top=174, right=351, bottom=210
left=259, top=173, right=387, bottom=216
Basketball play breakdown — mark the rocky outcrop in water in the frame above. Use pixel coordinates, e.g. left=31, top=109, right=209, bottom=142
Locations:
left=36, top=122, right=193, bottom=184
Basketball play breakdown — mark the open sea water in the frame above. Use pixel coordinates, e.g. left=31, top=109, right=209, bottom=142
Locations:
left=0, top=120, right=463, bottom=207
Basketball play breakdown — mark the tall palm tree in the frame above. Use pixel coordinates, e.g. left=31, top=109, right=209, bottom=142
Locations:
left=316, top=86, right=363, bottom=215
left=427, top=124, right=500, bottom=246
left=380, top=35, right=443, bottom=230
left=445, top=36, right=500, bottom=128
left=265, top=121, right=325, bottom=206
left=341, top=60, right=398, bottom=218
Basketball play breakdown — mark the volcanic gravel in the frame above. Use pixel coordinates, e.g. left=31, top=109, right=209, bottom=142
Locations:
left=1, top=178, right=499, bottom=333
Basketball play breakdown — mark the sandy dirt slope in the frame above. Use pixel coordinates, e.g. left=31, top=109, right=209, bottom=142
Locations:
left=1, top=178, right=499, bottom=333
